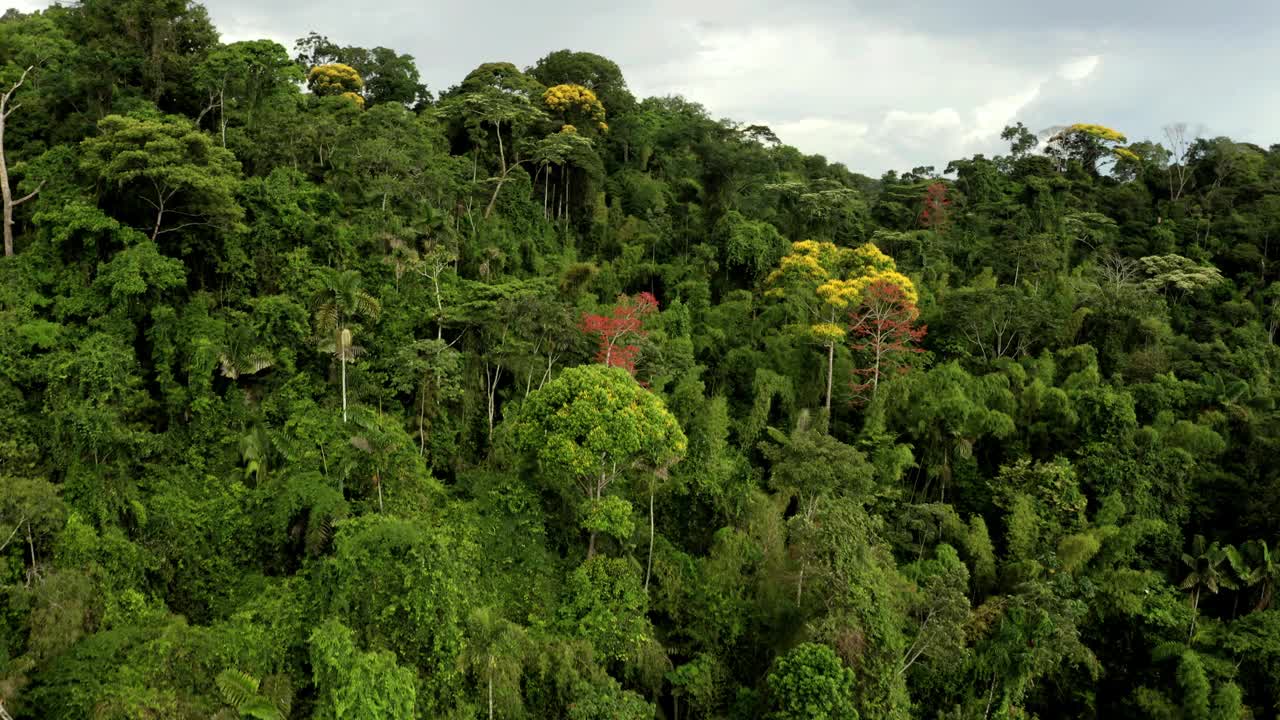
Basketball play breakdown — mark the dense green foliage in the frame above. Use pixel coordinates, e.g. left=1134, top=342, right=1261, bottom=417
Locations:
left=2, top=3, right=1280, bottom=718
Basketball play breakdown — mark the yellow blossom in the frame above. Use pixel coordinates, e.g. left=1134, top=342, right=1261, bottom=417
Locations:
left=543, top=83, right=607, bottom=126
left=812, top=323, right=846, bottom=342
left=767, top=238, right=919, bottom=340
left=308, top=63, right=364, bottom=97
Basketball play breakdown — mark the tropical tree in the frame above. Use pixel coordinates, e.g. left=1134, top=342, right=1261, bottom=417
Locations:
left=528, top=49, right=634, bottom=116
left=295, top=34, right=428, bottom=106
left=307, top=62, right=365, bottom=107
left=1231, top=539, right=1279, bottom=612
left=579, top=291, right=658, bottom=375
left=916, top=181, right=952, bottom=230
left=194, top=39, right=302, bottom=147
left=79, top=112, right=244, bottom=242
left=0, top=11, right=72, bottom=255
left=765, top=643, right=859, bottom=720
left=1181, top=535, right=1237, bottom=637
left=459, top=606, right=528, bottom=720
left=847, top=279, right=926, bottom=402
left=1139, top=254, right=1225, bottom=300
left=762, top=410, right=874, bottom=603
left=312, top=268, right=381, bottom=422
left=543, top=83, right=608, bottom=134
left=514, top=364, right=686, bottom=559
left=767, top=240, right=917, bottom=414
left=216, top=323, right=273, bottom=381
left=439, top=62, right=547, bottom=219
left=0, top=66, right=42, bottom=257
left=1044, top=123, right=1139, bottom=176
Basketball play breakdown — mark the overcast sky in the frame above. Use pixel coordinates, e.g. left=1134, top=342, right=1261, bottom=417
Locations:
left=12, top=0, right=1280, bottom=175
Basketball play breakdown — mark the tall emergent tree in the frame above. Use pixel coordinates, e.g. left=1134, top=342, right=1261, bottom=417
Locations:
left=0, top=65, right=41, bottom=256
left=514, top=364, right=686, bottom=560
left=79, top=112, right=243, bottom=242
left=0, top=11, right=70, bottom=255
left=767, top=240, right=917, bottom=414
left=847, top=279, right=926, bottom=402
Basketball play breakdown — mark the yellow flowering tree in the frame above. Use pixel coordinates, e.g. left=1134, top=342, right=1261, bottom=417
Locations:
left=307, top=63, right=365, bottom=108
left=1045, top=123, right=1138, bottom=175
left=543, top=83, right=608, bottom=134
left=766, top=240, right=916, bottom=413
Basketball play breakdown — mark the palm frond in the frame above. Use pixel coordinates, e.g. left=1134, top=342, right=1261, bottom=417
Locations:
left=313, top=303, right=339, bottom=333
left=240, top=698, right=283, bottom=720
left=216, top=668, right=259, bottom=710
left=354, top=291, right=382, bottom=319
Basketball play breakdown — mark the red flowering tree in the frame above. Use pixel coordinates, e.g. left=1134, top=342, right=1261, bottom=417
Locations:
left=580, top=292, right=658, bottom=375
left=848, top=280, right=926, bottom=402
left=918, top=181, right=952, bottom=232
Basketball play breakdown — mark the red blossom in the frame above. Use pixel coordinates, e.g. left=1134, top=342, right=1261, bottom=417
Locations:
left=848, top=280, right=927, bottom=403
left=579, top=292, right=659, bottom=375
left=918, top=181, right=952, bottom=231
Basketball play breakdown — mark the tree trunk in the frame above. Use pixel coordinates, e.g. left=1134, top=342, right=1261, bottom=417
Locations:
left=485, top=176, right=506, bottom=219
left=1, top=67, right=40, bottom=257
left=488, top=672, right=494, bottom=720
left=151, top=190, right=167, bottom=241
left=26, top=521, right=37, bottom=580
left=871, top=339, right=884, bottom=399
left=483, top=119, right=506, bottom=219
left=418, top=388, right=427, bottom=456
left=484, top=363, right=502, bottom=444
left=1189, top=586, right=1200, bottom=641
left=824, top=341, right=835, bottom=415
left=341, top=351, right=348, bottom=423
left=430, top=270, right=444, bottom=341
left=219, top=88, right=227, bottom=148
left=1, top=105, right=11, bottom=257
left=645, top=486, right=655, bottom=592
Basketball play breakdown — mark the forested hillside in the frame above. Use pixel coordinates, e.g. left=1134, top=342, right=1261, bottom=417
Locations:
left=3, top=3, right=1280, bottom=719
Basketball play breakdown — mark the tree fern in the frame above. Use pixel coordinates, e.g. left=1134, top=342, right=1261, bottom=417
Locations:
left=215, top=668, right=289, bottom=720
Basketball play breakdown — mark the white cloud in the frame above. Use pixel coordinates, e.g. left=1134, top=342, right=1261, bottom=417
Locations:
left=625, top=15, right=1107, bottom=173
left=883, top=108, right=963, bottom=144
left=774, top=78, right=1055, bottom=174
left=5, top=0, right=46, bottom=12
left=773, top=116, right=876, bottom=161
left=966, top=84, right=1042, bottom=143
left=217, top=15, right=294, bottom=47
left=1058, top=55, right=1101, bottom=83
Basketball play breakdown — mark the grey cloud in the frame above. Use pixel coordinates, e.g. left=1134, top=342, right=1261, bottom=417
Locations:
left=15, top=0, right=1280, bottom=174
left=852, top=0, right=1280, bottom=34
